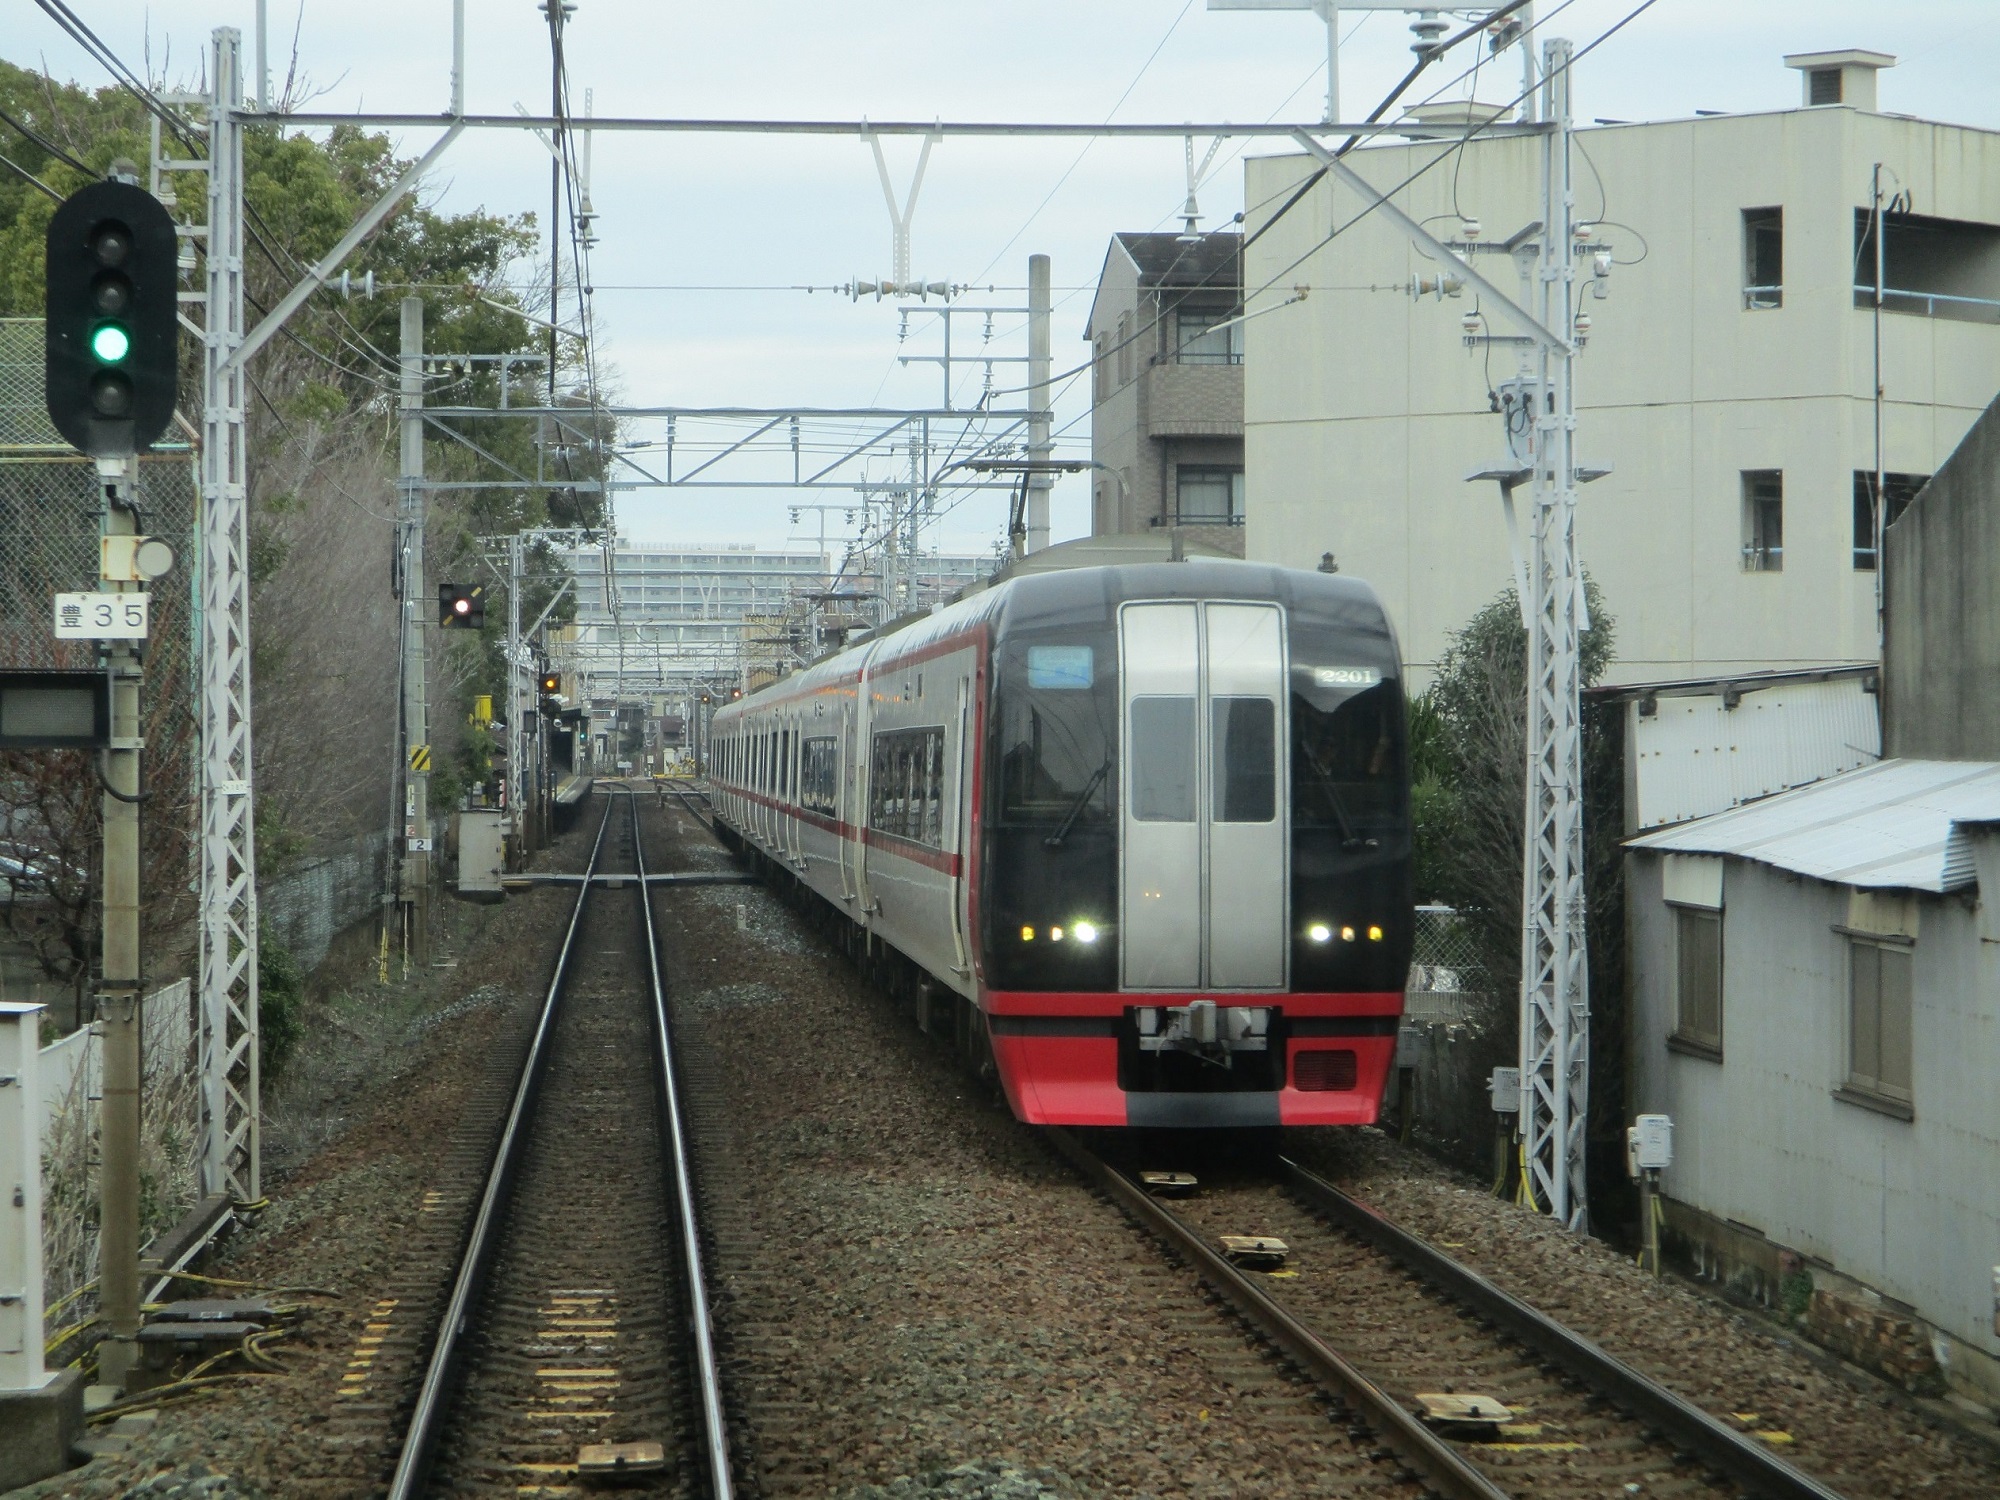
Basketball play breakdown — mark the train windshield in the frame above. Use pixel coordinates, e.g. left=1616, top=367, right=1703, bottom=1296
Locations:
left=1289, top=652, right=1404, bottom=829
left=995, top=629, right=1118, bottom=827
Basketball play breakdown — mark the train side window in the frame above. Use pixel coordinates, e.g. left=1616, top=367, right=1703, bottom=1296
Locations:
left=1212, top=696, right=1277, bottom=822
left=868, top=727, right=947, bottom=845
left=1130, top=696, right=1197, bottom=822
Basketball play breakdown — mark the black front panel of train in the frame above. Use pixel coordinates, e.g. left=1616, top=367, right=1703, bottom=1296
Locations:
left=981, top=617, right=1119, bottom=992
left=1287, top=612, right=1414, bottom=993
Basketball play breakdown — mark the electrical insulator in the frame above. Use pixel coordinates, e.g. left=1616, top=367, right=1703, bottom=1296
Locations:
left=1461, top=308, right=1483, bottom=335
left=1460, top=217, right=1481, bottom=241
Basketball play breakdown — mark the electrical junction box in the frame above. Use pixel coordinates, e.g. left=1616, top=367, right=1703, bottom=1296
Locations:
left=1633, top=1113, right=1674, bottom=1171
left=1487, top=1066, right=1520, bottom=1114
left=456, top=808, right=505, bottom=901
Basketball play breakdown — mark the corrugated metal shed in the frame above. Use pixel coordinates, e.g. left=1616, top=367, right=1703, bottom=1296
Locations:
left=1628, top=758, right=2000, bottom=892
left=1627, top=674, right=1880, bottom=830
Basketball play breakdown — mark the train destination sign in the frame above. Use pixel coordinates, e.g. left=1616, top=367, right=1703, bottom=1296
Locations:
left=54, top=591, right=149, bottom=640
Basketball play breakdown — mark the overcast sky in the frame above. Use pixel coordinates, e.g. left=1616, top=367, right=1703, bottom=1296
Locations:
left=10, top=2, right=1997, bottom=559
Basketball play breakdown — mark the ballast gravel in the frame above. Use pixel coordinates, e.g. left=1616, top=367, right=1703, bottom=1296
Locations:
left=1286, top=1128, right=2000, bottom=1500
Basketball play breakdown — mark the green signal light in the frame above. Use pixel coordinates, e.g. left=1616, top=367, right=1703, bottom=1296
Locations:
left=90, top=323, right=131, bottom=364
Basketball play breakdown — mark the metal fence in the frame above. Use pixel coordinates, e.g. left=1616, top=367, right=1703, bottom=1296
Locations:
left=262, top=832, right=391, bottom=973
left=1405, top=903, right=1496, bottom=1025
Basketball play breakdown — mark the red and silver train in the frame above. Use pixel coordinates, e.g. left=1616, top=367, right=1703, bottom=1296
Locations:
left=708, top=553, right=1412, bottom=1129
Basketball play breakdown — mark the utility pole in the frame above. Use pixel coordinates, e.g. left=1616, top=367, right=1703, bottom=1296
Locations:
left=1516, top=37, right=1589, bottom=1230
left=94, top=456, right=144, bottom=1389
left=1026, top=254, right=1052, bottom=554
left=398, top=297, right=431, bottom=966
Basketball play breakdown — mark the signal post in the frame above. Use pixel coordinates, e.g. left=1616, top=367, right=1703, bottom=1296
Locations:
left=43, top=170, right=180, bottom=1394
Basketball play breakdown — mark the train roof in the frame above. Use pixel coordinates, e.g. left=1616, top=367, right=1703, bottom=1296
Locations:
left=719, top=542, right=1398, bottom=719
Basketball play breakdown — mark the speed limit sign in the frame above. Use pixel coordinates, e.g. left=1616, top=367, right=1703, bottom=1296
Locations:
left=54, top=591, right=149, bottom=640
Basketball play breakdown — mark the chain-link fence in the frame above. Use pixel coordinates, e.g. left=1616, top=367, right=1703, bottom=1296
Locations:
left=1, top=320, right=206, bottom=1336
left=1405, top=903, right=1498, bottom=1024
left=262, top=832, right=390, bottom=974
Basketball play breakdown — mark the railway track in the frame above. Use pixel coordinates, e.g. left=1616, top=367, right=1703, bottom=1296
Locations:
left=1057, top=1132, right=1851, bottom=1500
left=385, top=788, right=734, bottom=1499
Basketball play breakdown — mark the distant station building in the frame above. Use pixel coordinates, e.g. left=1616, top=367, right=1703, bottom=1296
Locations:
left=1621, top=390, right=2000, bottom=1411
left=1241, top=49, right=2000, bottom=682
left=1085, top=231, right=1246, bottom=557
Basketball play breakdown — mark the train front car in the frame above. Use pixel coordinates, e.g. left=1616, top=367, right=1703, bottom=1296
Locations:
left=979, top=560, right=1413, bottom=1129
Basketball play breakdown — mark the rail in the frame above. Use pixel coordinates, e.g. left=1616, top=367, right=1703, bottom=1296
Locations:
left=386, top=790, right=736, bottom=1498
left=1047, top=1129, right=1508, bottom=1500
left=1277, top=1156, right=1848, bottom=1500
left=636, top=787, right=735, bottom=1499
left=385, top=793, right=613, bottom=1498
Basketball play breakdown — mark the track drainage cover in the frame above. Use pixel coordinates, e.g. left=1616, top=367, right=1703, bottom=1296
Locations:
left=1415, top=1392, right=1513, bottom=1436
left=578, top=1441, right=666, bottom=1481
left=1218, top=1235, right=1289, bottom=1269
left=1140, top=1171, right=1198, bottom=1196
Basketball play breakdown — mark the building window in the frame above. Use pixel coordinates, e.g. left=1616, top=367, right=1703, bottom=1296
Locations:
left=1093, top=333, right=1110, bottom=400
left=1851, top=471, right=1930, bottom=569
left=1177, top=465, right=1245, bottom=525
left=1843, top=937, right=1913, bottom=1113
left=1116, top=312, right=1133, bottom=385
left=1808, top=67, right=1843, bottom=105
left=1743, top=208, right=1783, bottom=309
left=1175, top=305, right=1242, bottom=365
left=1741, top=470, right=1783, bottom=572
left=1672, top=906, right=1723, bottom=1055
left=1853, top=208, right=2000, bottom=324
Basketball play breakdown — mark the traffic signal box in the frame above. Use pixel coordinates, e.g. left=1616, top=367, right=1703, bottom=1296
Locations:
left=539, top=671, right=562, bottom=695
left=44, top=180, right=180, bottom=457
left=438, top=584, right=485, bottom=628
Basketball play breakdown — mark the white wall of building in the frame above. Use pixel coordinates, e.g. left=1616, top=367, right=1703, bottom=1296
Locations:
left=1628, top=849, right=2000, bottom=1362
left=1243, top=101, right=2000, bottom=685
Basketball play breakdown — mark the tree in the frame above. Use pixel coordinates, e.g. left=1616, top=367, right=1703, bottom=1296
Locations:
left=1408, top=579, right=1629, bottom=1173
left=0, top=55, right=601, bottom=1000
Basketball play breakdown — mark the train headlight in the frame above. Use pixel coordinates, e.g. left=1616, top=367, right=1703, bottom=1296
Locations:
left=1368, top=924, right=1384, bottom=942
left=1073, top=921, right=1098, bottom=944
left=1307, top=923, right=1332, bottom=943
left=1341, top=925, right=1356, bottom=942
left=1020, top=925, right=1035, bottom=942
left=1050, top=926, right=1065, bottom=942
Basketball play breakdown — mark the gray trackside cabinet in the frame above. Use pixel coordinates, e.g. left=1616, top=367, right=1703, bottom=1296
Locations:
left=457, top=808, right=505, bottom=899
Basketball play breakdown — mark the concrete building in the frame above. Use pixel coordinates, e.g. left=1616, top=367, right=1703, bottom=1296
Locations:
left=1884, top=389, right=2000, bottom=760
left=1086, top=231, right=1246, bottom=557
left=1625, top=762, right=2000, bottom=1406
left=1612, top=391, right=2000, bottom=1409
left=1240, top=51, right=2000, bottom=683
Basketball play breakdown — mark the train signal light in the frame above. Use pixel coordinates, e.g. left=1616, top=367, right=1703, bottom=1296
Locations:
left=539, top=671, right=562, bottom=695
left=438, top=584, right=484, bottom=628
left=44, top=178, right=180, bottom=456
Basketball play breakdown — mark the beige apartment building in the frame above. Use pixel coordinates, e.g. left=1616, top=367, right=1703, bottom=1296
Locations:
left=1086, top=231, right=1247, bottom=557
left=1240, top=51, right=2000, bottom=684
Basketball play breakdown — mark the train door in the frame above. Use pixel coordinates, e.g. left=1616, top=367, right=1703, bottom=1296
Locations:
left=1118, top=600, right=1287, bottom=991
